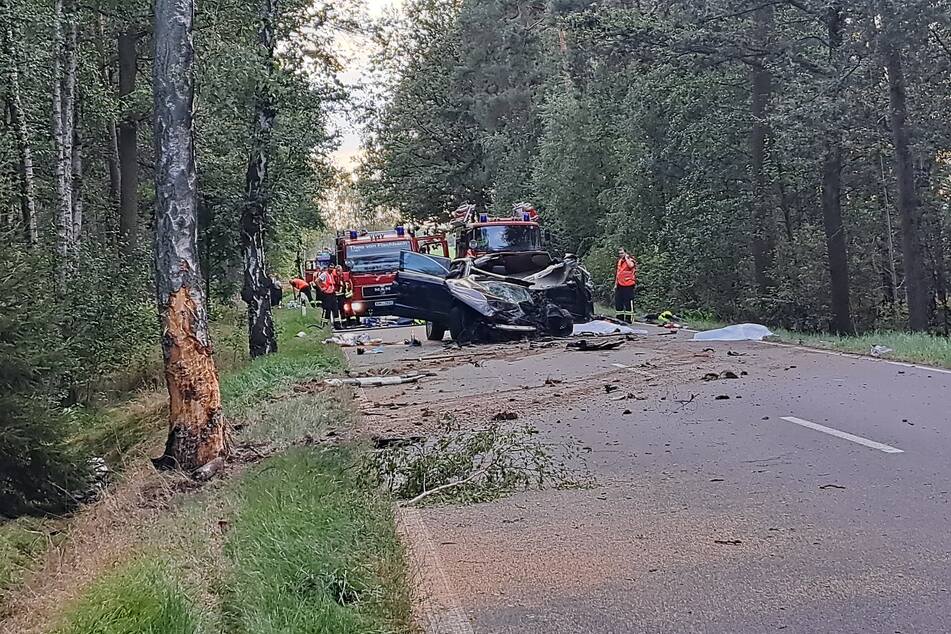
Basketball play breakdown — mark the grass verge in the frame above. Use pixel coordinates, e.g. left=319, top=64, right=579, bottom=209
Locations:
left=32, top=307, right=411, bottom=634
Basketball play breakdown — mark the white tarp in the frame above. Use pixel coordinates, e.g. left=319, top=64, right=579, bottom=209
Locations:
left=691, top=323, right=774, bottom=342
left=572, top=320, right=648, bottom=336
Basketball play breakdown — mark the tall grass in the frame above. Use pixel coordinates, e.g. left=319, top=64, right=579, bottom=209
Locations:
left=220, top=309, right=343, bottom=416
left=54, top=560, right=197, bottom=634
left=774, top=329, right=951, bottom=368
left=220, top=448, right=412, bottom=633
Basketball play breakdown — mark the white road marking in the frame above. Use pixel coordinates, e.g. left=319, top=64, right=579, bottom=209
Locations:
left=398, top=507, right=475, bottom=634
left=780, top=416, right=904, bottom=454
left=762, top=340, right=951, bottom=375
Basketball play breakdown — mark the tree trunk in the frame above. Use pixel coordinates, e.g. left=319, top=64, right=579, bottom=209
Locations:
left=749, top=4, right=774, bottom=295
left=117, top=29, right=139, bottom=254
left=52, top=0, right=74, bottom=260
left=153, top=0, right=228, bottom=472
left=95, top=14, right=121, bottom=209
left=820, top=3, right=854, bottom=335
left=821, top=142, right=854, bottom=334
left=1, top=0, right=37, bottom=246
left=241, top=0, right=279, bottom=359
left=877, top=152, right=900, bottom=304
left=71, top=90, right=83, bottom=245
left=882, top=38, right=930, bottom=331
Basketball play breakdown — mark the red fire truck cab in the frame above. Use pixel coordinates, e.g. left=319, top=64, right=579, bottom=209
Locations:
left=336, top=227, right=449, bottom=319
left=451, top=203, right=549, bottom=258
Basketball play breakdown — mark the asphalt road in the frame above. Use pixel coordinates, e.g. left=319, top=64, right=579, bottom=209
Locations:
left=344, top=325, right=951, bottom=634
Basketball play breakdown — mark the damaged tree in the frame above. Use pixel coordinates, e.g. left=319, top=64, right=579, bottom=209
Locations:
left=240, top=0, right=279, bottom=358
left=153, top=0, right=228, bottom=472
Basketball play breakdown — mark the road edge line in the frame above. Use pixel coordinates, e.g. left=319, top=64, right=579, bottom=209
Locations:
left=397, top=506, right=475, bottom=634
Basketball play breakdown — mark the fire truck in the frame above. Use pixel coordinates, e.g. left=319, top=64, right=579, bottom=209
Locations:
left=303, top=250, right=334, bottom=285
left=335, top=227, right=449, bottom=320
left=447, top=202, right=594, bottom=322
left=451, top=202, right=548, bottom=258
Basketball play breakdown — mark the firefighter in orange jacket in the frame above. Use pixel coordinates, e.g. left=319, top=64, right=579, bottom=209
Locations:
left=615, top=248, right=638, bottom=323
left=319, top=267, right=339, bottom=326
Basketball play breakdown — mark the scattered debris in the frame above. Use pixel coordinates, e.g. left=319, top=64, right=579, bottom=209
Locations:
left=870, top=345, right=893, bottom=358
left=405, top=336, right=422, bottom=347
left=703, top=371, right=740, bottom=381
left=568, top=339, right=625, bottom=351
left=296, top=331, right=307, bottom=338
left=819, top=483, right=846, bottom=490
left=326, top=333, right=384, bottom=347
left=544, top=377, right=563, bottom=386
left=727, top=350, right=746, bottom=357
left=715, top=395, right=731, bottom=400
left=573, top=320, right=647, bottom=336
left=692, top=324, right=773, bottom=342
left=324, top=373, right=427, bottom=387
left=714, top=539, right=743, bottom=545
left=604, top=384, right=620, bottom=393
left=492, top=411, right=519, bottom=421
left=373, top=435, right=426, bottom=449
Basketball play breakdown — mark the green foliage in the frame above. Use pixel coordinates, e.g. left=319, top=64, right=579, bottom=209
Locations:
left=362, top=0, right=951, bottom=334
left=367, top=417, right=591, bottom=505
left=220, top=308, right=343, bottom=417
left=0, top=242, right=88, bottom=515
left=220, top=448, right=412, bottom=633
left=55, top=560, right=198, bottom=634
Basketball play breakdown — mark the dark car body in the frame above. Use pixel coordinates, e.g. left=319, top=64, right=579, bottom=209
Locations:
left=390, top=252, right=585, bottom=342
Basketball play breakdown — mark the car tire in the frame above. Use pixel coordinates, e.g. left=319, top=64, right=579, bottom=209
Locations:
left=448, top=305, right=474, bottom=343
left=426, top=320, right=447, bottom=341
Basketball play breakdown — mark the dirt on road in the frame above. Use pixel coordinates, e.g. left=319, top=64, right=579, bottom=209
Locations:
left=340, top=324, right=951, bottom=634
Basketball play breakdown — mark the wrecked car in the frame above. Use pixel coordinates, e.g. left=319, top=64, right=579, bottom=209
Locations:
left=390, top=252, right=580, bottom=342
left=468, top=250, right=594, bottom=322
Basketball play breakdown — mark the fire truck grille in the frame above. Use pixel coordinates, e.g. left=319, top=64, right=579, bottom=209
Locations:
left=361, top=284, right=396, bottom=299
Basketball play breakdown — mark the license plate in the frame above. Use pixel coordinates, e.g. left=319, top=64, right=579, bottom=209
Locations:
left=374, top=300, right=394, bottom=307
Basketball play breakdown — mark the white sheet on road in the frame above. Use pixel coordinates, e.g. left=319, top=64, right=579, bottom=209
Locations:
left=572, top=320, right=647, bottom=336
left=691, top=323, right=774, bottom=342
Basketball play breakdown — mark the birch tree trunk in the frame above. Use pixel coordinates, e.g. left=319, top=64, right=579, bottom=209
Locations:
left=1, top=0, right=37, bottom=245
left=71, top=90, right=83, bottom=244
left=241, top=0, right=278, bottom=359
left=153, top=0, right=228, bottom=472
left=52, top=0, right=71, bottom=259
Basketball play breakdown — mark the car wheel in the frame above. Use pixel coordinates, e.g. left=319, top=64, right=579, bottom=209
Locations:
left=426, top=320, right=447, bottom=341
left=448, top=305, right=474, bottom=343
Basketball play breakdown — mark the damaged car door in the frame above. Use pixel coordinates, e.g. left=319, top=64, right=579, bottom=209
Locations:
left=392, top=251, right=454, bottom=340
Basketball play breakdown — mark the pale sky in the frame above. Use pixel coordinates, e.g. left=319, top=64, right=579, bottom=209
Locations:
left=330, top=0, right=404, bottom=172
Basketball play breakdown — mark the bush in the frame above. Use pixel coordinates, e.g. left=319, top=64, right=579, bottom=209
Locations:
left=0, top=242, right=88, bottom=515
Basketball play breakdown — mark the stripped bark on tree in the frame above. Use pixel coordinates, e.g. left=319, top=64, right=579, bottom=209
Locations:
left=153, top=0, right=228, bottom=472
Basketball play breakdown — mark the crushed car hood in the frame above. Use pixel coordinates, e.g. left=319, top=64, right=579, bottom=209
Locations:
left=470, top=251, right=594, bottom=321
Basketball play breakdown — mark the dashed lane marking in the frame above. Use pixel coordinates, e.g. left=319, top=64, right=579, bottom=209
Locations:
left=780, top=416, right=904, bottom=454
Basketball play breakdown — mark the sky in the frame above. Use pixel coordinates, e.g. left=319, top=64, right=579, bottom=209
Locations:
left=329, top=0, right=404, bottom=172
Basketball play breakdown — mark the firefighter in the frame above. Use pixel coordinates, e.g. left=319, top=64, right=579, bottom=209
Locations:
left=333, top=265, right=348, bottom=328
left=289, top=277, right=313, bottom=305
left=320, top=266, right=340, bottom=327
left=615, top=247, right=638, bottom=323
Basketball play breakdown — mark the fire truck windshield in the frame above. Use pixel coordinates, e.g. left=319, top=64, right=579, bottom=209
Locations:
left=344, top=240, right=413, bottom=273
left=472, top=225, right=541, bottom=253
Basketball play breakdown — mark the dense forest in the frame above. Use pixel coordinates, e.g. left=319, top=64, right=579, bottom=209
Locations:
left=359, top=0, right=951, bottom=335
left=0, top=0, right=345, bottom=512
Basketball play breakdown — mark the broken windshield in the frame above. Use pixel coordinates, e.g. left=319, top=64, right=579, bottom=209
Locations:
left=345, top=240, right=413, bottom=273
left=472, top=226, right=541, bottom=253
